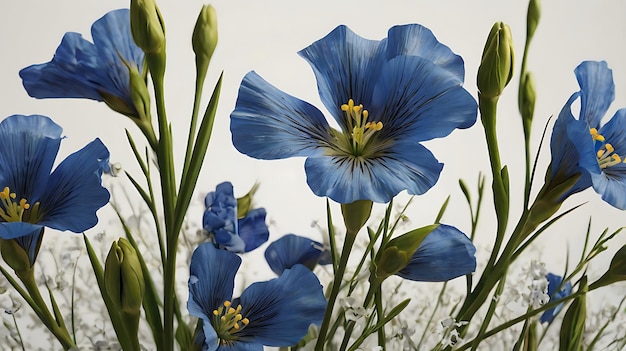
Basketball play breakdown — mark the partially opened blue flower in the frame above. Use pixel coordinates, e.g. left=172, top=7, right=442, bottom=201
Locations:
left=264, top=234, right=332, bottom=275
left=203, top=182, right=269, bottom=253
left=188, top=242, right=327, bottom=350
left=396, top=224, right=476, bottom=282
left=19, top=9, right=144, bottom=118
left=0, top=115, right=110, bottom=240
left=231, top=24, right=477, bottom=204
left=540, top=273, right=572, bottom=324
left=549, top=61, right=626, bottom=209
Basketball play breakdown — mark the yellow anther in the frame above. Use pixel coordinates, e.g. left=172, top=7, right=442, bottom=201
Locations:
left=235, top=314, right=242, bottom=321
left=9, top=192, right=16, bottom=199
left=228, top=307, right=236, bottom=314
left=606, top=143, right=615, bottom=154
left=366, top=121, right=383, bottom=131
left=221, top=316, right=227, bottom=322
left=598, top=149, right=606, bottom=158
left=213, top=310, right=219, bottom=316
left=224, top=301, right=231, bottom=308
left=233, top=323, right=240, bottom=330
left=242, top=318, right=249, bottom=325
left=590, top=128, right=605, bottom=142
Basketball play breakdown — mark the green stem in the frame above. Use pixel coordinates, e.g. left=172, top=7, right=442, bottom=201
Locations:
left=314, top=229, right=359, bottom=351
left=181, top=61, right=209, bottom=183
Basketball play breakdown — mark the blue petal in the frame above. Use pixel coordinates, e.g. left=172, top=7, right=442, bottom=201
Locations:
left=203, top=182, right=243, bottom=253
left=235, top=265, right=326, bottom=346
left=396, top=224, right=476, bottom=282
left=238, top=208, right=269, bottom=253
left=370, top=55, right=476, bottom=141
left=38, top=138, right=110, bottom=233
left=298, top=25, right=386, bottom=126
left=304, top=138, right=443, bottom=203
left=0, top=115, right=62, bottom=202
left=590, top=109, right=626, bottom=209
left=0, top=222, right=44, bottom=240
left=264, top=234, right=327, bottom=275
left=575, top=61, right=615, bottom=129
left=230, top=71, right=331, bottom=159
left=14, top=228, right=44, bottom=266
left=385, top=24, right=465, bottom=83
left=188, top=243, right=240, bottom=328
left=540, top=273, right=572, bottom=324
left=216, top=342, right=263, bottom=351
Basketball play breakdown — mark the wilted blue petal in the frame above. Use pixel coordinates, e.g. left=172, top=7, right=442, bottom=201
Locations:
left=234, top=265, right=326, bottom=346
left=396, top=224, right=476, bottom=282
left=238, top=208, right=269, bottom=253
left=540, top=273, right=572, bottom=324
left=203, top=182, right=244, bottom=253
left=231, top=71, right=330, bottom=160
left=264, top=234, right=328, bottom=275
left=38, top=138, right=110, bottom=233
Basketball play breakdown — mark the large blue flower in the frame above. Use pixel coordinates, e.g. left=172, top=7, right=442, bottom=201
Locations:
left=0, top=115, right=110, bottom=240
left=203, top=182, right=269, bottom=253
left=230, top=25, right=477, bottom=204
left=19, top=9, right=144, bottom=118
left=395, top=224, right=476, bottom=282
left=188, top=242, right=327, bottom=351
left=540, top=273, right=572, bottom=324
left=550, top=61, right=626, bottom=209
left=264, top=234, right=332, bottom=275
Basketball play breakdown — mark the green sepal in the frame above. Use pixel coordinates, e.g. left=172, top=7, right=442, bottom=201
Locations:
left=590, top=244, right=626, bottom=289
left=237, top=182, right=260, bottom=219
left=340, top=200, right=373, bottom=235
left=559, top=276, right=587, bottom=351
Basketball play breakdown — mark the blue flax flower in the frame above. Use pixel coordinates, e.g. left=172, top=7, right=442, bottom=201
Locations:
left=203, top=182, right=269, bottom=253
left=549, top=61, right=626, bottom=209
left=396, top=224, right=476, bottom=282
left=0, top=115, right=110, bottom=240
left=231, top=24, right=477, bottom=204
left=264, top=234, right=332, bottom=275
left=20, top=9, right=144, bottom=118
left=188, top=242, right=327, bottom=350
left=540, top=273, right=572, bottom=324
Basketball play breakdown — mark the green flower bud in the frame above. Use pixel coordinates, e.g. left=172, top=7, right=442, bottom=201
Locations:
left=237, top=182, right=259, bottom=219
left=104, top=238, right=144, bottom=314
left=477, top=22, right=515, bottom=99
left=193, top=5, right=218, bottom=69
left=559, top=276, right=587, bottom=351
left=371, top=224, right=438, bottom=283
left=590, top=244, right=626, bottom=290
left=130, top=0, right=165, bottom=55
left=1, top=238, right=33, bottom=274
left=527, top=0, right=541, bottom=41
left=340, top=200, right=373, bottom=236
left=519, top=72, right=536, bottom=125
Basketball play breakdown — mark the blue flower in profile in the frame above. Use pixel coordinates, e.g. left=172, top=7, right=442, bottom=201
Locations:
left=0, top=115, right=110, bottom=240
left=19, top=9, right=144, bottom=118
left=549, top=61, right=626, bottom=209
left=540, top=273, right=572, bottom=324
left=231, top=24, right=477, bottom=204
left=203, top=182, right=269, bottom=253
left=188, top=242, right=327, bottom=350
left=264, top=234, right=332, bottom=275
left=396, top=224, right=476, bottom=282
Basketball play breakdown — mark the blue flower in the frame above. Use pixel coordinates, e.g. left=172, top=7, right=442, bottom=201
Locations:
left=264, top=234, right=332, bottom=275
left=231, top=24, right=477, bottom=204
left=395, top=224, right=476, bottom=282
left=0, top=115, right=110, bottom=240
left=540, top=273, right=572, bottom=324
left=19, top=9, right=144, bottom=118
left=203, top=182, right=269, bottom=253
left=550, top=61, right=626, bottom=209
left=188, top=242, right=327, bottom=351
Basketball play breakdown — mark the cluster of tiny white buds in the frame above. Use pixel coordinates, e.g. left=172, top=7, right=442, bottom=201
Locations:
left=437, top=316, right=468, bottom=348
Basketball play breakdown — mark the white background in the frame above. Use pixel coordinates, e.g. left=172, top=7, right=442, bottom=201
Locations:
left=1, top=0, right=626, bottom=348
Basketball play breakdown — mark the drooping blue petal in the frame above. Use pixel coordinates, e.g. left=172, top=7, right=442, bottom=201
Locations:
left=38, top=138, right=110, bottom=233
left=304, top=138, right=443, bottom=203
left=234, top=264, right=326, bottom=346
left=264, top=234, right=328, bottom=275
left=385, top=24, right=465, bottom=83
left=188, top=243, right=241, bottom=350
left=396, top=224, right=476, bottom=282
left=298, top=25, right=386, bottom=126
left=230, top=71, right=331, bottom=160
left=0, top=115, right=62, bottom=201
left=575, top=61, right=615, bottom=129
left=203, top=182, right=244, bottom=253
left=540, top=273, right=572, bottom=324
left=370, top=55, right=477, bottom=141
left=238, top=208, right=269, bottom=253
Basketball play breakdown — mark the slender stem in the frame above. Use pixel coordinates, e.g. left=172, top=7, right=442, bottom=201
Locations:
left=181, top=62, right=208, bottom=182
left=314, top=229, right=358, bottom=351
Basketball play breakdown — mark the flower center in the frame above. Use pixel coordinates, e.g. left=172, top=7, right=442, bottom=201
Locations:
left=0, top=187, right=40, bottom=223
left=590, top=128, right=625, bottom=169
left=212, top=300, right=250, bottom=344
left=341, top=99, right=382, bottom=154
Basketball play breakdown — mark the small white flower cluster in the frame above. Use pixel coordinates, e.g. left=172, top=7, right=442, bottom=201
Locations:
left=437, top=316, right=468, bottom=348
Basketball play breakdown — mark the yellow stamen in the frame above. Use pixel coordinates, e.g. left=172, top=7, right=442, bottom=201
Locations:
left=0, top=186, right=36, bottom=223
left=212, top=300, right=250, bottom=344
left=591, top=129, right=623, bottom=169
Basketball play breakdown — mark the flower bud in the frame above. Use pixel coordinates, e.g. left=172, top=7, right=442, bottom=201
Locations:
left=527, top=0, right=541, bottom=41
left=519, top=72, right=536, bottom=126
left=193, top=5, right=218, bottom=69
left=1, top=238, right=32, bottom=274
left=477, top=22, right=515, bottom=99
left=590, top=244, right=626, bottom=290
left=130, top=0, right=165, bottom=55
left=340, top=200, right=373, bottom=236
left=104, top=238, right=144, bottom=314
